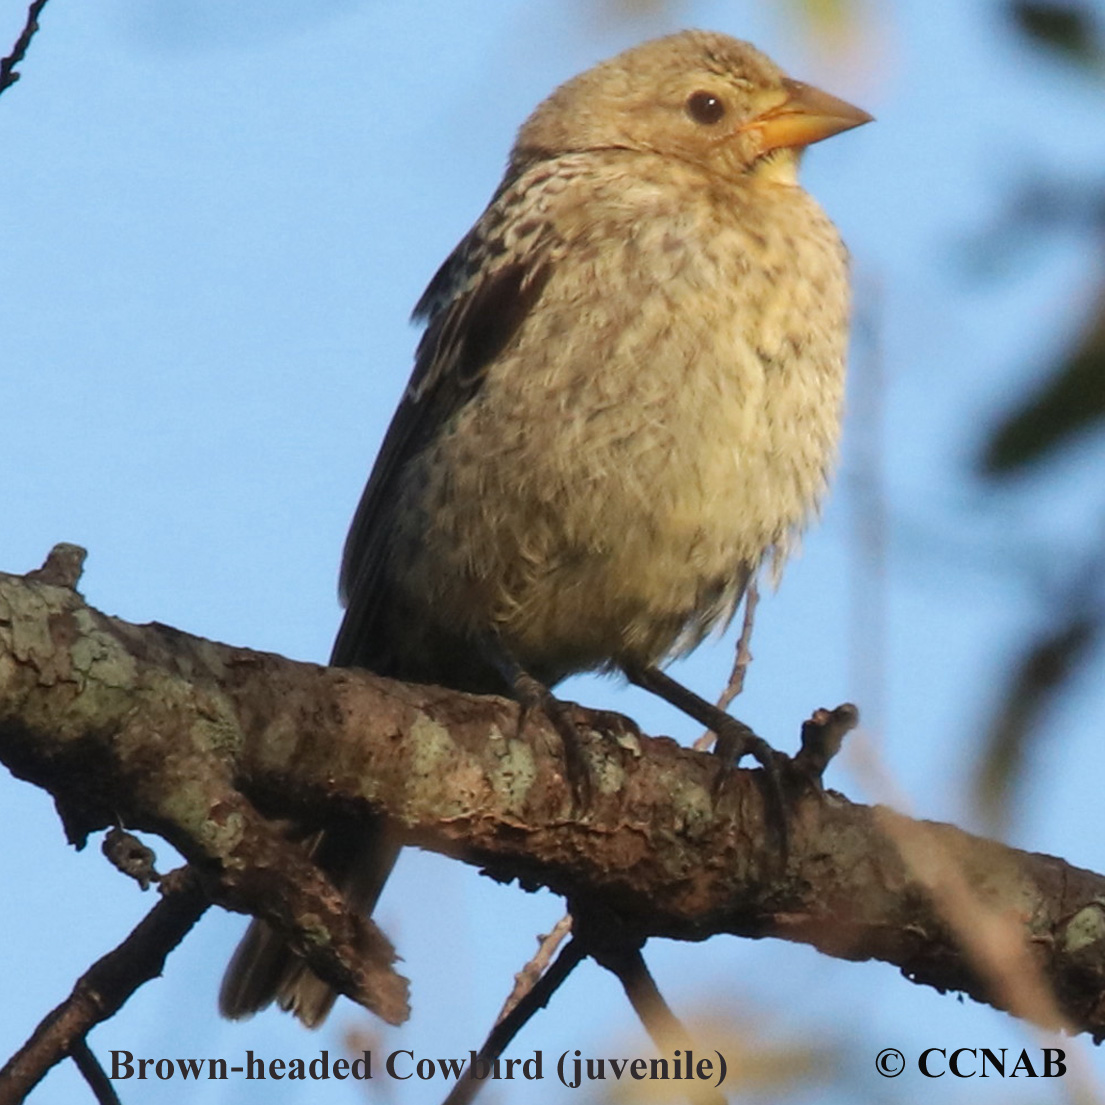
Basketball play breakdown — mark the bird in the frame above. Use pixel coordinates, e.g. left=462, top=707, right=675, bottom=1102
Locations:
left=219, top=28, right=871, bottom=1027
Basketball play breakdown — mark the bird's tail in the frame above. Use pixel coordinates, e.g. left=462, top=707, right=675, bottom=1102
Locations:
left=219, top=823, right=402, bottom=1027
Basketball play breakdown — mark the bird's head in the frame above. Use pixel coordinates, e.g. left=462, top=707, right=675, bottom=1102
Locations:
left=512, top=30, right=872, bottom=185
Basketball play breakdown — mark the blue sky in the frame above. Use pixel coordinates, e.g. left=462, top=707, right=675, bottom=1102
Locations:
left=3, top=1, right=1105, bottom=1103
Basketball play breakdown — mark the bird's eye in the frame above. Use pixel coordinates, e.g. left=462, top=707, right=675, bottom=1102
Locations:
left=685, top=90, right=726, bottom=125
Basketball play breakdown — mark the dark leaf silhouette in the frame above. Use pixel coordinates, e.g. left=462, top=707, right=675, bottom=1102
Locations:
left=975, top=602, right=1103, bottom=832
left=982, top=281, right=1105, bottom=474
left=1009, top=0, right=1105, bottom=68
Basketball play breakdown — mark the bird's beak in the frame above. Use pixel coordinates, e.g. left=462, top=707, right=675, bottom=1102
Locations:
left=740, top=78, right=873, bottom=153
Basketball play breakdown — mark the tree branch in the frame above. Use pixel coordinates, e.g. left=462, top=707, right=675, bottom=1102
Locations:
left=69, top=1039, right=122, bottom=1105
left=2, top=548, right=1105, bottom=1041
left=442, top=938, right=587, bottom=1105
left=0, top=868, right=208, bottom=1105
left=0, top=0, right=51, bottom=97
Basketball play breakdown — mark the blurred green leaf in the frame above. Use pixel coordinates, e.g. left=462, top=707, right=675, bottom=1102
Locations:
left=1008, top=1, right=1104, bottom=68
left=975, top=607, right=1102, bottom=833
left=982, top=281, right=1105, bottom=474
left=789, top=0, right=857, bottom=35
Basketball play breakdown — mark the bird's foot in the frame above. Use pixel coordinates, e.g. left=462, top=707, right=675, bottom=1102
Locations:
left=481, top=636, right=596, bottom=811
left=512, top=672, right=594, bottom=812
left=709, top=714, right=789, bottom=858
left=625, top=663, right=790, bottom=857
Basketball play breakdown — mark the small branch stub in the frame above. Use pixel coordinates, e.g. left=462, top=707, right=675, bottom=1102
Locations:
left=792, top=703, right=860, bottom=783
left=24, top=543, right=86, bottom=591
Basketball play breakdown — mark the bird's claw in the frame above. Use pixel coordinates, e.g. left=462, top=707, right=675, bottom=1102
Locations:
left=514, top=687, right=594, bottom=813
left=710, top=720, right=790, bottom=860
left=566, top=703, right=642, bottom=744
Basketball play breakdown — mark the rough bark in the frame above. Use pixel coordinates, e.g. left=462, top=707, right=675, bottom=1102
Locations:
left=2, top=548, right=1105, bottom=1040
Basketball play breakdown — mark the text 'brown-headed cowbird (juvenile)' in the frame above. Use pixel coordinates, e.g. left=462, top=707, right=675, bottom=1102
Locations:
left=220, top=29, right=871, bottom=1027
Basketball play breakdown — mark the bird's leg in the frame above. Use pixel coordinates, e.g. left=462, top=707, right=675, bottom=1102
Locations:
left=625, top=663, right=788, bottom=851
left=482, top=640, right=594, bottom=810
left=626, top=663, right=780, bottom=766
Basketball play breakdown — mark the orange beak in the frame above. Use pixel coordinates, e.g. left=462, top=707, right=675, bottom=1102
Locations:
left=740, top=78, right=873, bottom=153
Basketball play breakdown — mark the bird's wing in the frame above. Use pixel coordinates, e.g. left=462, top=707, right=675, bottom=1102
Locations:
left=331, top=214, right=555, bottom=669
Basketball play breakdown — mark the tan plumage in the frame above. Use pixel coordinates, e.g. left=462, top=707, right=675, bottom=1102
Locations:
left=220, top=29, right=870, bottom=1026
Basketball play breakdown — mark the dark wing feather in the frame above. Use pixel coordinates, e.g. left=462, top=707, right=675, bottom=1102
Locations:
left=331, top=224, right=553, bottom=670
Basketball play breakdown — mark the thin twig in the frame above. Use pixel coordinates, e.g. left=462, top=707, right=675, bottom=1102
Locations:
left=594, top=946, right=726, bottom=1105
left=0, top=867, right=210, bottom=1105
left=695, top=583, right=759, bottom=751
left=69, top=1040, right=121, bottom=1105
left=0, top=0, right=51, bottom=97
left=440, top=937, right=586, bottom=1105
left=495, top=914, right=572, bottom=1023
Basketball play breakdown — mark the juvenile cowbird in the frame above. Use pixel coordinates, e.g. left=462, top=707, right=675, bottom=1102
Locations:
left=220, top=29, right=870, bottom=1026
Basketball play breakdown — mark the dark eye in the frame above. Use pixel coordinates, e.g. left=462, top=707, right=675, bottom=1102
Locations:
left=685, top=90, right=726, bottom=125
